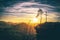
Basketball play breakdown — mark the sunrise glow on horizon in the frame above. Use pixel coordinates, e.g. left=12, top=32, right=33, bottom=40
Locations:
left=0, top=0, right=60, bottom=23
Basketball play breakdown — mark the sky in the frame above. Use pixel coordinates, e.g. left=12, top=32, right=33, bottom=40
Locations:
left=0, top=0, right=60, bottom=23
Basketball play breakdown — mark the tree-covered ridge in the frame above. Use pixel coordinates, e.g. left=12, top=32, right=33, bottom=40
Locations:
left=35, top=22, right=60, bottom=40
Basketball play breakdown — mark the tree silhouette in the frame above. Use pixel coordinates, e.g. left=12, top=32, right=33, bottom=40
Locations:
left=36, top=9, right=43, bottom=24
left=45, top=11, right=47, bottom=22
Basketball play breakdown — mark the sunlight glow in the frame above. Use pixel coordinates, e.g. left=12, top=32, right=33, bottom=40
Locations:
left=32, top=17, right=38, bottom=23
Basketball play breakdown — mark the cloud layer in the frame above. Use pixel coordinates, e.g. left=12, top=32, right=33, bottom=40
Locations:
left=0, top=0, right=60, bottom=22
left=4, top=2, right=55, bottom=16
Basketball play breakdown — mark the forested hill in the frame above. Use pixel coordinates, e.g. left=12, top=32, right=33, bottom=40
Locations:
left=35, top=22, right=60, bottom=40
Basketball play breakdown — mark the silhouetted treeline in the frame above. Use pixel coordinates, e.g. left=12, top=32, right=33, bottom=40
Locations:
left=0, top=21, right=35, bottom=40
left=1, top=21, right=60, bottom=40
left=35, top=22, right=60, bottom=40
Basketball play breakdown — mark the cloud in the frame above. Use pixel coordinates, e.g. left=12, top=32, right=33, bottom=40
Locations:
left=0, top=0, right=60, bottom=22
left=0, top=0, right=29, bottom=17
left=4, top=2, right=55, bottom=16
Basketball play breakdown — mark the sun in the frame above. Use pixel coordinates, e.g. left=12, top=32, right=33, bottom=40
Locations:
left=31, top=17, right=38, bottom=23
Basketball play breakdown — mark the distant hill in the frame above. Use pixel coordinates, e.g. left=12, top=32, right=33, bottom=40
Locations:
left=0, top=21, right=36, bottom=40
left=35, top=22, right=60, bottom=40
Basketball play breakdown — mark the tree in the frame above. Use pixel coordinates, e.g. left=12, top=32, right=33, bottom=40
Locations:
left=36, top=9, right=43, bottom=24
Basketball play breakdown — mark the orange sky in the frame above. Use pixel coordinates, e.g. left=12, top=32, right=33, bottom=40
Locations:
left=0, top=2, right=59, bottom=23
